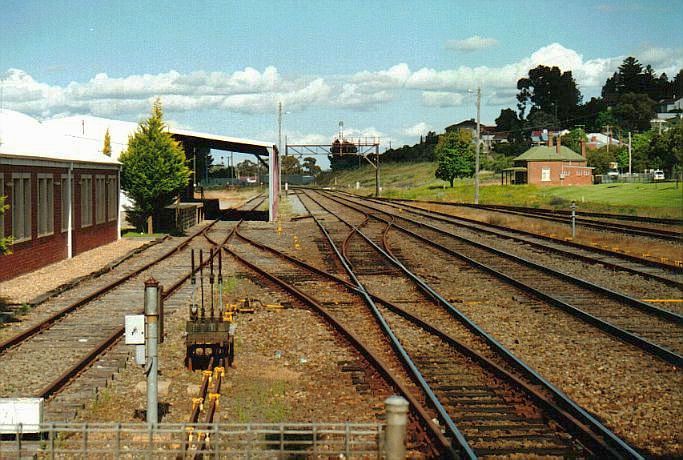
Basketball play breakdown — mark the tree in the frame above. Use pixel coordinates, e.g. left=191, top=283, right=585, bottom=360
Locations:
left=281, top=155, right=302, bottom=174
left=560, top=128, right=588, bottom=154
left=102, top=128, right=112, bottom=156
left=495, top=108, right=524, bottom=143
left=434, top=131, right=475, bottom=187
left=630, top=131, right=653, bottom=172
left=236, top=159, right=258, bottom=176
left=586, top=147, right=615, bottom=175
left=516, top=65, right=582, bottom=122
left=612, top=93, right=656, bottom=132
left=0, top=196, right=11, bottom=255
left=302, top=157, right=321, bottom=175
left=119, top=99, right=191, bottom=233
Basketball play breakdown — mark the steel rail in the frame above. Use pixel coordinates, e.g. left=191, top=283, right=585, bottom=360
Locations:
left=454, top=203, right=682, bottom=241
left=377, top=197, right=683, bottom=226
left=333, top=192, right=683, bottom=324
left=232, top=227, right=621, bottom=457
left=0, top=220, right=222, bottom=355
left=325, top=191, right=683, bottom=365
left=219, top=242, right=452, bottom=458
left=35, top=226, right=237, bottom=401
left=295, top=194, right=477, bottom=459
left=368, top=196, right=683, bottom=283
left=301, top=189, right=644, bottom=459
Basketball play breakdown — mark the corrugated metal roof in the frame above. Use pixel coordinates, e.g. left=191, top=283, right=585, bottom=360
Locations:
left=514, top=146, right=585, bottom=162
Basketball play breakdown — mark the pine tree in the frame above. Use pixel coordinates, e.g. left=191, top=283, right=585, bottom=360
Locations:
left=102, top=128, right=112, bottom=156
left=119, top=99, right=191, bottom=233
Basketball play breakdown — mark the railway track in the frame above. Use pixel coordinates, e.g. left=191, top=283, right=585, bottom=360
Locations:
left=229, top=192, right=642, bottom=458
left=394, top=200, right=682, bottom=242
left=314, top=190, right=683, bottom=367
left=367, top=195, right=682, bottom=286
left=0, top=197, right=265, bottom=419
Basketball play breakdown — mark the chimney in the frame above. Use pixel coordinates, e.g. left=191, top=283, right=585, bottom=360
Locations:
left=580, top=140, right=586, bottom=159
left=547, top=132, right=553, bottom=148
left=556, top=134, right=561, bottom=154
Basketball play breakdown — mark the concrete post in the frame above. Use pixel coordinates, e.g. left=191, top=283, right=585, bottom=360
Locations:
left=384, top=395, right=409, bottom=460
left=571, top=201, right=577, bottom=239
left=144, top=278, right=160, bottom=425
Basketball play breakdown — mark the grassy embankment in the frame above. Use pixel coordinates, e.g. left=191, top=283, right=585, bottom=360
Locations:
left=316, top=162, right=683, bottom=218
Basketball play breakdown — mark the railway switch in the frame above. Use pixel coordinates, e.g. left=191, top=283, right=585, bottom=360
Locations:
left=185, top=247, right=238, bottom=370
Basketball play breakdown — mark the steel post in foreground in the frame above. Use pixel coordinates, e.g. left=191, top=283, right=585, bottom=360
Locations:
left=144, top=278, right=160, bottom=425
left=384, top=395, right=409, bottom=460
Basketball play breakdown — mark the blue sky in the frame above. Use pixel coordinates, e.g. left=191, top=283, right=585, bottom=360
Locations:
left=1, top=0, right=681, bottom=167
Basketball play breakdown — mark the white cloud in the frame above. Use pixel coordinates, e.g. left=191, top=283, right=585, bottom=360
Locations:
left=2, top=43, right=680, bottom=121
left=422, top=91, right=466, bottom=107
left=402, top=122, right=432, bottom=136
left=446, top=35, right=498, bottom=53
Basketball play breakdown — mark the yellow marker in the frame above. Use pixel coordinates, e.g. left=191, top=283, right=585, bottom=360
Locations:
left=191, top=397, right=203, bottom=409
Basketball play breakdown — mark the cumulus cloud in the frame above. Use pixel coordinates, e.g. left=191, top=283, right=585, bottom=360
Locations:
left=402, top=122, right=432, bottom=136
left=422, top=91, right=466, bottom=107
left=446, top=35, right=499, bottom=53
left=1, top=43, right=680, bottom=120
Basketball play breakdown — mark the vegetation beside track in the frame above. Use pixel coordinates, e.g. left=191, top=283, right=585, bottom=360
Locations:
left=316, top=162, right=683, bottom=218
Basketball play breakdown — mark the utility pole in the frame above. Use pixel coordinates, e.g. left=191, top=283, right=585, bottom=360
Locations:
left=628, top=131, right=631, bottom=177
left=474, top=87, right=481, bottom=205
left=278, top=101, right=283, bottom=156
left=603, top=125, right=612, bottom=153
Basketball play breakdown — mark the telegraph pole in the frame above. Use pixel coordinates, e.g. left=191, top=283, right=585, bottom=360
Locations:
left=278, top=102, right=283, bottom=157
left=628, top=131, right=631, bottom=177
left=474, top=86, right=481, bottom=205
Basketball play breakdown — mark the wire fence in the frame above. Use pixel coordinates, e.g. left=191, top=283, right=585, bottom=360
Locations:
left=0, top=422, right=384, bottom=459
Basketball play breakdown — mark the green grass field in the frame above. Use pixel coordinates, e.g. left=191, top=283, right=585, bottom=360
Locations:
left=316, top=162, right=683, bottom=218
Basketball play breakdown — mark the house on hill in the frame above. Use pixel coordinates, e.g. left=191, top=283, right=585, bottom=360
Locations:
left=502, top=136, right=593, bottom=186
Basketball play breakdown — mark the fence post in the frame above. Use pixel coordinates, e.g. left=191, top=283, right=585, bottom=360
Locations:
left=115, top=422, right=121, bottom=459
left=384, top=395, right=409, bottom=460
left=49, top=423, right=55, bottom=460
left=16, top=423, right=22, bottom=458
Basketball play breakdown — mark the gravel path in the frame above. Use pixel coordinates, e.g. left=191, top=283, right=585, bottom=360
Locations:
left=0, top=238, right=148, bottom=305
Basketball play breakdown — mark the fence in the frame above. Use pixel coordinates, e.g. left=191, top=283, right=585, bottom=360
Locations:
left=595, top=173, right=657, bottom=184
left=0, top=422, right=384, bottom=459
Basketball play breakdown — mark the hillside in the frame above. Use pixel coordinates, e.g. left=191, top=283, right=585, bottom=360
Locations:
left=315, top=162, right=683, bottom=218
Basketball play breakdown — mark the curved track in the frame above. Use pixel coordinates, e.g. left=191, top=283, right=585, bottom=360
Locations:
left=315, top=190, right=683, bottom=367
left=215, top=199, right=643, bottom=457
left=370, top=196, right=682, bottom=286
left=0, top=196, right=265, bottom=409
left=398, top=200, right=682, bottom=242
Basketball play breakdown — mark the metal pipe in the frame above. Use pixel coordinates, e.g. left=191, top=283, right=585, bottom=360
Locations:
left=199, top=250, right=205, bottom=320
left=144, top=278, right=160, bottom=425
left=210, top=248, right=215, bottom=320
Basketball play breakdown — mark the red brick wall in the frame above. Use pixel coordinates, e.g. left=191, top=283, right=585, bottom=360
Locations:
left=0, top=163, right=118, bottom=282
left=527, top=161, right=592, bottom=186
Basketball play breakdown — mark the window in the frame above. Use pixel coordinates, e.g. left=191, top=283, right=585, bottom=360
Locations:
left=61, top=175, right=72, bottom=232
left=80, top=175, right=93, bottom=227
left=107, top=176, right=118, bottom=222
left=541, top=167, right=551, bottom=182
left=11, top=173, right=31, bottom=241
left=96, top=175, right=106, bottom=224
left=37, top=174, right=54, bottom=236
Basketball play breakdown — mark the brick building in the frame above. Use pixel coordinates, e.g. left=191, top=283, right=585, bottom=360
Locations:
left=0, top=109, right=120, bottom=281
left=502, top=137, right=593, bottom=186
